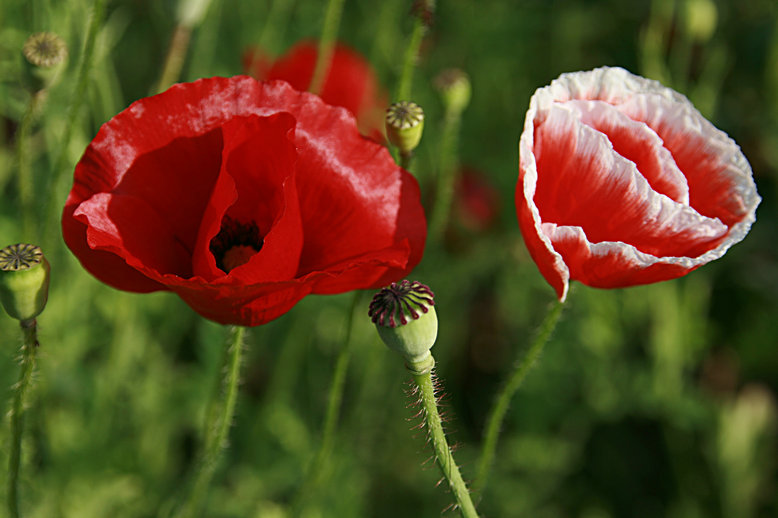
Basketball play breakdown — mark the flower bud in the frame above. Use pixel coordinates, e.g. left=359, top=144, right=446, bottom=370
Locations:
left=684, top=0, right=717, bottom=43
left=369, top=280, right=437, bottom=371
left=0, top=244, right=50, bottom=323
left=435, top=68, right=471, bottom=116
left=22, top=32, right=68, bottom=92
left=385, top=101, right=424, bottom=155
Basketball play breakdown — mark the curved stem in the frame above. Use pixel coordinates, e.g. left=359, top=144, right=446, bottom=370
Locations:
left=7, top=319, right=39, bottom=518
left=155, top=24, right=193, bottom=94
left=310, top=0, right=346, bottom=94
left=173, top=325, right=246, bottom=518
left=395, top=0, right=436, bottom=101
left=399, top=151, right=413, bottom=171
left=15, top=92, right=44, bottom=239
left=44, top=0, right=107, bottom=241
left=293, top=292, right=360, bottom=515
left=429, top=110, right=462, bottom=241
left=474, top=300, right=564, bottom=493
left=413, top=366, right=479, bottom=518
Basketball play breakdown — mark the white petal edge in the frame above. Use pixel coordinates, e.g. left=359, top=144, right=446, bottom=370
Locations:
left=519, top=67, right=761, bottom=301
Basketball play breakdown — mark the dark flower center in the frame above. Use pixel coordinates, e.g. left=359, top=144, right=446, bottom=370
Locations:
left=209, top=216, right=264, bottom=273
left=368, top=280, right=435, bottom=328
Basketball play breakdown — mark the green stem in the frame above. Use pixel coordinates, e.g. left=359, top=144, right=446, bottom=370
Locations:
left=412, top=365, right=479, bottom=518
left=395, top=0, right=435, bottom=101
left=44, top=0, right=107, bottom=242
left=155, top=24, right=192, bottom=94
left=173, top=325, right=246, bottom=518
left=293, top=292, right=360, bottom=515
left=7, top=319, right=40, bottom=518
left=474, top=299, right=564, bottom=493
left=399, top=151, right=413, bottom=171
left=310, top=0, right=346, bottom=94
left=429, top=109, right=462, bottom=241
left=15, top=92, right=44, bottom=239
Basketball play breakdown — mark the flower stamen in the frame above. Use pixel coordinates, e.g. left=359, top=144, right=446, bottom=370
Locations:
left=210, top=216, right=264, bottom=272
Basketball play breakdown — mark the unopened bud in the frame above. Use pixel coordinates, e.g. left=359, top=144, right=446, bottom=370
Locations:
left=369, top=280, right=437, bottom=372
left=0, top=244, right=50, bottom=323
left=435, top=69, right=471, bottom=116
left=386, top=101, right=424, bottom=155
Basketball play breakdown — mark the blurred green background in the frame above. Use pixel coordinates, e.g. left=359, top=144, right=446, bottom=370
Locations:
left=1, top=0, right=777, bottom=516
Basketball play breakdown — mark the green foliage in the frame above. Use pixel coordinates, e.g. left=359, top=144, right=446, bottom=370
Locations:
left=1, top=0, right=777, bottom=516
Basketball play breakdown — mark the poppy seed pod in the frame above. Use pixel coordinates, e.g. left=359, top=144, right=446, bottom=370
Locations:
left=369, top=280, right=437, bottom=370
left=0, top=244, right=50, bottom=323
left=386, top=101, right=424, bottom=155
left=22, top=32, right=67, bottom=92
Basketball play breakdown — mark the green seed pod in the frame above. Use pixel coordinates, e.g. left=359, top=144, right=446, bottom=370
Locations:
left=22, top=32, right=68, bottom=92
left=0, top=244, right=50, bottom=323
left=369, top=280, right=437, bottom=370
left=385, top=101, right=425, bottom=155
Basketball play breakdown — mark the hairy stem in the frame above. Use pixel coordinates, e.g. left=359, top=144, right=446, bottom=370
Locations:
left=413, top=367, right=479, bottom=518
left=293, top=292, right=360, bottom=515
left=15, top=92, right=45, bottom=239
left=429, top=108, right=463, bottom=241
left=7, top=319, right=39, bottom=518
left=45, top=0, right=107, bottom=242
left=173, top=325, right=246, bottom=518
left=474, top=300, right=564, bottom=493
left=395, top=0, right=436, bottom=101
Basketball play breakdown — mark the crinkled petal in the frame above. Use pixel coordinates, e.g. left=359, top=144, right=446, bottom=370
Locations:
left=63, top=76, right=426, bottom=325
left=533, top=103, right=728, bottom=258
left=190, top=113, right=303, bottom=283
left=517, top=67, right=761, bottom=301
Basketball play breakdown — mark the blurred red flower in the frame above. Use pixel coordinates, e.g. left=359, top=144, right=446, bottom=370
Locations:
left=62, top=77, right=426, bottom=326
left=244, top=41, right=386, bottom=139
left=454, top=167, right=501, bottom=232
left=517, top=67, right=760, bottom=301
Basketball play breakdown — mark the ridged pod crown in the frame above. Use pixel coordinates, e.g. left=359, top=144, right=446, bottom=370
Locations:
left=385, top=101, right=424, bottom=155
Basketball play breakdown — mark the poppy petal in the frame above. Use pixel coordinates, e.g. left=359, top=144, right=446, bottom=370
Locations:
left=63, top=76, right=426, bottom=326
left=517, top=67, right=760, bottom=301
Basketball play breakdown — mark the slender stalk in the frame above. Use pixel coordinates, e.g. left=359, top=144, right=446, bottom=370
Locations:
left=155, top=24, right=192, bottom=94
left=44, top=0, right=107, bottom=241
left=7, top=319, right=40, bottom=518
left=310, top=0, right=346, bottom=94
left=474, top=300, right=564, bottom=493
left=395, top=0, right=436, bottom=101
left=413, top=367, right=479, bottom=518
left=399, top=151, right=413, bottom=171
left=173, top=325, right=246, bottom=518
left=429, top=108, right=462, bottom=241
left=15, top=92, right=45, bottom=239
left=293, top=292, right=360, bottom=515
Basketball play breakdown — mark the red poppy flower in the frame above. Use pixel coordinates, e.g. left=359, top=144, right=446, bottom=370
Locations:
left=62, top=76, right=426, bottom=326
left=243, top=41, right=386, bottom=139
left=454, top=167, right=501, bottom=232
left=517, top=67, right=760, bottom=301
